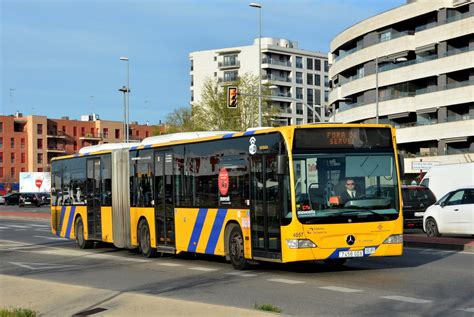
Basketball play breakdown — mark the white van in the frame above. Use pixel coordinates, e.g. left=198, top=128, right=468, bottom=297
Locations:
left=420, top=162, right=474, bottom=200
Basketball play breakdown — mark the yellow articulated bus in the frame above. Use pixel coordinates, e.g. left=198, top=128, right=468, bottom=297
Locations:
left=51, top=124, right=404, bottom=269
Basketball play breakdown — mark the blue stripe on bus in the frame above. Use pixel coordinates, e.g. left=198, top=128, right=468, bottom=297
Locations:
left=187, top=208, right=208, bottom=252
left=65, top=206, right=77, bottom=239
left=144, top=145, right=152, bottom=149
left=205, top=209, right=227, bottom=254
left=57, top=206, right=67, bottom=236
left=223, top=133, right=234, bottom=139
left=131, top=146, right=139, bottom=150
left=243, top=130, right=255, bottom=136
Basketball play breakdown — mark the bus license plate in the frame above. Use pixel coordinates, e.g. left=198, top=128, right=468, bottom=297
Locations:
left=339, top=250, right=363, bottom=258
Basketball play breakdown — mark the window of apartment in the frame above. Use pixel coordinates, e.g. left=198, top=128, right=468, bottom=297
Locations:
left=296, top=103, right=304, bottom=115
left=21, top=138, right=25, bottom=149
left=191, top=75, right=194, bottom=87
left=37, top=124, right=43, bottom=134
left=214, top=72, right=217, bottom=77
left=37, top=138, right=43, bottom=149
left=103, top=128, right=109, bottom=138
left=0, top=152, right=2, bottom=164
left=324, top=60, right=329, bottom=72
left=21, top=168, right=25, bottom=173
left=224, top=70, right=238, bottom=82
left=213, top=56, right=217, bottom=61
left=11, top=167, right=15, bottom=177
left=10, top=138, right=14, bottom=148
left=0, top=168, right=3, bottom=178
left=223, top=55, right=237, bottom=66
left=81, top=127, right=85, bottom=136
left=296, top=56, right=303, bottom=68
left=146, top=131, right=150, bottom=138
left=21, top=153, right=25, bottom=163
left=37, top=153, right=43, bottom=164
left=10, top=153, right=14, bottom=164
left=296, top=118, right=303, bottom=125
left=307, top=58, right=313, bottom=70
left=115, top=129, right=120, bottom=139
left=0, top=137, right=3, bottom=148
left=307, top=89, right=314, bottom=104
left=379, top=30, right=392, bottom=42
left=296, top=87, right=303, bottom=100
left=296, top=72, right=303, bottom=84
left=315, top=74, right=321, bottom=86
left=190, top=59, right=194, bottom=71
left=315, top=89, right=321, bottom=103
left=90, top=127, right=94, bottom=135
left=62, top=125, right=66, bottom=133
left=38, top=168, right=43, bottom=172
left=74, top=141, right=78, bottom=151
left=324, top=90, right=329, bottom=102
left=324, top=76, right=329, bottom=88
left=135, top=130, right=139, bottom=137
left=314, top=59, right=321, bottom=71
left=307, top=73, right=313, bottom=85
left=191, top=90, right=194, bottom=102
left=73, top=127, right=77, bottom=136
left=0, top=122, right=3, bottom=133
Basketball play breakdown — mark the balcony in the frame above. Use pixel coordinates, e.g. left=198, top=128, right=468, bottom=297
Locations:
left=262, top=74, right=292, bottom=84
left=46, top=146, right=67, bottom=153
left=47, top=131, right=68, bottom=139
left=79, top=133, right=102, bottom=141
left=262, top=58, right=291, bottom=68
left=218, top=60, right=240, bottom=69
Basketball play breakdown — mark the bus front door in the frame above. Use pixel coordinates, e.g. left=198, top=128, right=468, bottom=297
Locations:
left=86, top=158, right=102, bottom=240
left=250, top=155, right=282, bottom=261
left=154, top=151, right=175, bottom=252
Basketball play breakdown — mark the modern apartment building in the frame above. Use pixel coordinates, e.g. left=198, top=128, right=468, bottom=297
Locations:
left=0, top=113, right=155, bottom=186
left=190, top=38, right=330, bottom=125
left=328, top=0, right=474, bottom=178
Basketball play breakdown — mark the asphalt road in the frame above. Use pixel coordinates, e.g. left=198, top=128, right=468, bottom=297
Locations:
left=1, top=217, right=473, bottom=316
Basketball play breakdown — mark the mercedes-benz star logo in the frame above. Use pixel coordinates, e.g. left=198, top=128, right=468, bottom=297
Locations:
left=346, top=235, right=355, bottom=246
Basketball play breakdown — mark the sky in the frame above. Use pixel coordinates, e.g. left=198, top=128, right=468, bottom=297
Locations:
left=1, top=0, right=405, bottom=125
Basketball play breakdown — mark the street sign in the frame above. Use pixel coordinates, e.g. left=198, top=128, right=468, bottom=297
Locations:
left=411, top=161, right=438, bottom=171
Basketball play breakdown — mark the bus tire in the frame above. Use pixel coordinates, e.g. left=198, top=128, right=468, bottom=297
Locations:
left=324, top=258, right=347, bottom=267
left=75, top=217, right=93, bottom=249
left=138, top=219, right=157, bottom=258
left=228, top=225, right=250, bottom=270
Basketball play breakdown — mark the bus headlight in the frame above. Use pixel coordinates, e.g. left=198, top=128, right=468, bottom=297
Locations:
left=286, top=239, right=317, bottom=249
left=383, top=234, right=403, bottom=244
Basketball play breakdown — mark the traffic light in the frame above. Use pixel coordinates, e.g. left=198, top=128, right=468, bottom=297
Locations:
left=227, top=86, right=238, bottom=108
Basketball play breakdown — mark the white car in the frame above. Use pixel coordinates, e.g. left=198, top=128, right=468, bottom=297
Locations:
left=423, top=186, right=474, bottom=237
left=0, top=195, right=4, bottom=204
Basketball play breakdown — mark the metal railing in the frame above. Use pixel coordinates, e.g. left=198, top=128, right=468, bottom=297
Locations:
left=262, top=74, right=292, bottom=83
left=262, top=58, right=291, bottom=67
left=218, top=61, right=240, bottom=68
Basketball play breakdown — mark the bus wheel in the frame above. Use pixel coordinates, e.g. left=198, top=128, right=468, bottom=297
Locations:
left=229, top=225, right=249, bottom=270
left=324, top=258, right=347, bottom=267
left=75, top=217, right=93, bottom=249
left=138, top=219, right=157, bottom=258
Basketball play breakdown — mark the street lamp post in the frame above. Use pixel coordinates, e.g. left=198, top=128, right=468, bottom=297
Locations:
left=120, top=56, right=130, bottom=142
left=249, top=2, right=262, bottom=127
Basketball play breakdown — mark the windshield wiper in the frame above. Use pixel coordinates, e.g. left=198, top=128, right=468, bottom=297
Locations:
left=341, top=207, right=390, bottom=220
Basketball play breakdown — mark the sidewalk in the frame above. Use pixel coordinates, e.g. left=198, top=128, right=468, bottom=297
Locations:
left=0, top=275, right=274, bottom=317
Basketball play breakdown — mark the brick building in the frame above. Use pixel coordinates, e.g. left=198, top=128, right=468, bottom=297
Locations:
left=0, top=113, right=157, bottom=191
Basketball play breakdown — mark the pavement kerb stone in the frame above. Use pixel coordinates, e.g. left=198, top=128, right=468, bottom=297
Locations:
left=0, top=274, right=276, bottom=316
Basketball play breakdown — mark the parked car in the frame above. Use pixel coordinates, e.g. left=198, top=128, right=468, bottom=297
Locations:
left=423, top=187, right=474, bottom=237
left=3, top=192, right=21, bottom=205
left=402, top=185, right=437, bottom=229
left=38, top=193, right=51, bottom=205
left=19, top=193, right=43, bottom=207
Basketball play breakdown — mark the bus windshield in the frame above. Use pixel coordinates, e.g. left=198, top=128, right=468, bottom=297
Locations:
left=293, top=129, right=399, bottom=224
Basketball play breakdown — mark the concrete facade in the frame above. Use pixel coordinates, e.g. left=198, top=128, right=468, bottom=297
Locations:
left=328, top=0, right=474, bottom=176
left=190, top=38, right=329, bottom=125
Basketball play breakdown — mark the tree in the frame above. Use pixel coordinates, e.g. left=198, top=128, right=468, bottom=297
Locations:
left=162, top=106, right=196, bottom=134
left=192, top=73, right=279, bottom=131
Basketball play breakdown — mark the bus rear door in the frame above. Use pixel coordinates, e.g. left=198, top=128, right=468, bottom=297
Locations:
left=86, top=158, right=102, bottom=240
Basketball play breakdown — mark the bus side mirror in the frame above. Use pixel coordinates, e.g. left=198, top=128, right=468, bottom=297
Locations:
left=277, top=155, right=288, bottom=175
left=398, top=153, right=405, bottom=178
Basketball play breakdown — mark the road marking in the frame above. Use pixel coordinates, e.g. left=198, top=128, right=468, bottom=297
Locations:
left=156, top=262, right=183, bottom=267
left=381, top=296, right=433, bottom=304
left=32, top=248, right=151, bottom=263
left=14, top=229, right=27, bottom=231
left=319, top=286, right=362, bottom=293
left=189, top=267, right=218, bottom=272
left=29, top=224, right=50, bottom=227
left=8, top=225, right=30, bottom=228
left=33, top=235, right=68, bottom=240
left=9, top=261, right=77, bottom=270
left=457, top=308, right=474, bottom=313
left=0, top=226, right=8, bottom=229
left=224, top=272, right=257, bottom=277
left=268, top=278, right=305, bottom=285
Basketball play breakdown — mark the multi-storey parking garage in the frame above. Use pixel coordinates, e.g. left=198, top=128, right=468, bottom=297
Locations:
left=328, top=0, right=473, bottom=180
